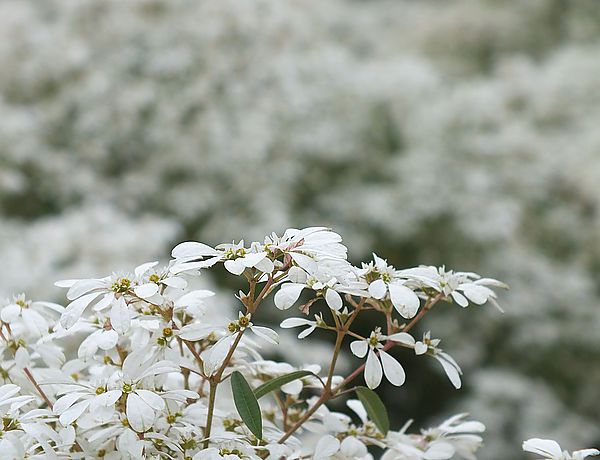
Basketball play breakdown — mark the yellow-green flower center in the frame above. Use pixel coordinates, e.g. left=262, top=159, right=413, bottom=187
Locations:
left=111, top=278, right=131, bottom=293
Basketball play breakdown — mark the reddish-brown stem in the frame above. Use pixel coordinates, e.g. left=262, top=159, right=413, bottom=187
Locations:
left=23, top=368, right=54, bottom=409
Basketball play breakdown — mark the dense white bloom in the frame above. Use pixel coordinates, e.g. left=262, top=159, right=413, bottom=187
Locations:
left=0, top=226, right=515, bottom=457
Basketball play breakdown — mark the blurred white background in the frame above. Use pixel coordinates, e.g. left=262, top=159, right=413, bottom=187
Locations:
left=1, top=1, right=599, bottom=457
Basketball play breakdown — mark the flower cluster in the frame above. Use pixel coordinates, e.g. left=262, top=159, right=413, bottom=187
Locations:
left=0, top=226, right=593, bottom=459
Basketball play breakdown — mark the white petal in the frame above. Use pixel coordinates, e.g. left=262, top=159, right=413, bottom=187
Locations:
left=171, top=241, right=218, bottom=259
left=59, top=400, right=90, bottom=426
left=170, top=258, right=221, bottom=274
left=251, top=326, right=279, bottom=345
left=174, top=290, right=215, bottom=307
left=138, top=360, right=179, bottom=380
left=32, top=301, right=64, bottom=314
left=241, top=252, right=267, bottom=267
left=415, top=342, right=428, bottom=355
left=202, top=335, right=235, bottom=376
left=126, top=392, right=156, bottom=432
left=1, top=304, right=21, bottom=323
left=314, top=435, right=340, bottom=459
left=364, top=349, right=383, bottom=389
left=379, top=350, right=406, bottom=386
left=573, top=449, right=600, bottom=460
left=280, top=317, right=313, bottom=328
left=346, top=399, right=368, bottom=424
left=281, top=380, right=303, bottom=395
left=274, top=284, right=305, bottom=310
left=110, top=298, right=130, bottom=335
left=134, top=283, right=159, bottom=299
left=451, top=291, right=469, bottom=307
left=287, top=266, right=308, bottom=283
left=78, top=331, right=101, bottom=360
left=389, top=283, right=420, bottom=319
left=387, top=332, right=416, bottom=346
left=94, top=390, right=122, bottom=408
left=61, top=292, right=101, bottom=329
left=435, top=353, right=462, bottom=389
left=178, top=324, right=215, bottom=341
left=298, top=325, right=317, bottom=339
left=161, top=276, right=187, bottom=289
left=424, top=441, right=455, bottom=459
left=22, top=309, right=48, bottom=337
left=460, top=284, right=493, bottom=305
left=53, top=393, right=85, bottom=415
left=340, top=436, right=368, bottom=456
left=66, top=279, right=105, bottom=300
left=135, top=390, right=165, bottom=411
left=289, top=252, right=318, bottom=273
left=325, top=288, right=343, bottom=311
left=522, top=438, right=564, bottom=457
left=224, top=259, right=246, bottom=275
left=54, top=279, right=78, bottom=288
left=134, top=261, right=159, bottom=277
left=97, top=329, right=119, bottom=350
left=91, top=293, right=113, bottom=312
left=254, top=257, right=275, bottom=274
left=369, top=279, right=387, bottom=299
left=350, top=340, right=369, bottom=358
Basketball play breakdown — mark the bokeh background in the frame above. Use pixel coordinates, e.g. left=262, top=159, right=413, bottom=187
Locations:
left=1, top=0, right=599, bottom=458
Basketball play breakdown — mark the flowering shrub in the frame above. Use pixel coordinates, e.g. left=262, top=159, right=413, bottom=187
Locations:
left=2, top=1, right=600, bottom=456
left=1, top=226, right=596, bottom=459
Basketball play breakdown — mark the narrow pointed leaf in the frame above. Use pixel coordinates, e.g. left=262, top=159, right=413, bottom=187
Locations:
left=355, top=386, right=389, bottom=435
left=254, top=370, right=316, bottom=399
left=231, top=371, right=262, bottom=439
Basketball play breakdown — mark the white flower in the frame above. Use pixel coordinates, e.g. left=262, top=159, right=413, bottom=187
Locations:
left=265, top=227, right=348, bottom=266
left=274, top=266, right=346, bottom=312
left=399, top=266, right=507, bottom=311
left=280, top=313, right=325, bottom=339
left=523, top=438, right=600, bottom=460
left=228, top=312, right=279, bottom=345
left=1, top=294, right=64, bottom=338
left=53, top=379, right=120, bottom=426
left=421, top=414, right=485, bottom=460
left=76, top=324, right=119, bottom=361
left=133, top=261, right=187, bottom=301
left=350, top=328, right=406, bottom=389
left=388, top=331, right=462, bottom=389
left=201, top=312, right=278, bottom=376
left=110, top=351, right=194, bottom=432
left=171, top=240, right=274, bottom=276
left=359, top=254, right=421, bottom=319
left=56, top=273, right=135, bottom=330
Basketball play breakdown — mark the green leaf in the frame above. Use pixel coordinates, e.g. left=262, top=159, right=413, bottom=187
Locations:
left=355, top=386, right=390, bottom=435
left=254, top=370, right=316, bottom=399
left=231, top=371, right=262, bottom=439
